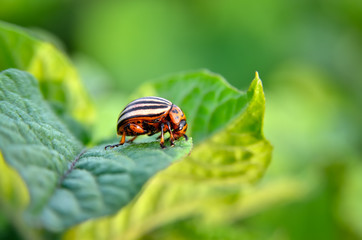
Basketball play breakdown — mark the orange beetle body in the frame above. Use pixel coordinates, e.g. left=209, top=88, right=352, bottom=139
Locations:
left=105, top=96, right=188, bottom=149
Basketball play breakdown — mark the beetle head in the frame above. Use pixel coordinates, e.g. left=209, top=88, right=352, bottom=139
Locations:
left=169, top=104, right=188, bottom=139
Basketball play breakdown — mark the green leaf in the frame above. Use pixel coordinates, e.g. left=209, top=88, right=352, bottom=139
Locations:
left=133, top=70, right=270, bottom=182
left=0, top=69, right=192, bottom=233
left=0, top=20, right=94, bottom=126
left=133, top=71, right=249, bottom=144
left=65, top=70, right=272, bottom=240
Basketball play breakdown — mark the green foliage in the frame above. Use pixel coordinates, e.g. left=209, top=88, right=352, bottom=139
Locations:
left=0, top=19, right=274, bottom=240
left=0, top=20, right=94, bottom=128
left=1, top=0, right=361, bottom=238
left=134, top=71, right=248, bottom=143
left=134, top=71, right=270, bottom=182
left=0, top=69, right=192, bottom=233
left=64, top=71, right=273, bottom=240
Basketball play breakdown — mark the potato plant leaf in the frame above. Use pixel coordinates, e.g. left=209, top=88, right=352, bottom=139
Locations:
left=0, top=69, right=192, bottom=232
left=0, top=20, right=94, bottom=127
left=65, top=70, right=272, bottom=240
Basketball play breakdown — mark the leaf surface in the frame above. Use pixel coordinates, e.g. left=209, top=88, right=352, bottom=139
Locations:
left=0, top=69, right=192, bottom=232
left=0, top=20, right=94, bottom=125
left=65, top=70, right=272, bottom=240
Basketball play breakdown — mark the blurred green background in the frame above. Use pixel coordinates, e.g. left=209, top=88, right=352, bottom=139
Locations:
left=1, top=0, right=361, bottom=239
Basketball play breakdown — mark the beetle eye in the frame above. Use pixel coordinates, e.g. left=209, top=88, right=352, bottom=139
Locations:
left=178, top=120, right=186, bottom=131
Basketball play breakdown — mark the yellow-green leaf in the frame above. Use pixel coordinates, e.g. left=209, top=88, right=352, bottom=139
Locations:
left=65, top=71, right=272, bottom=240
left=0, top=20, right=94, bottom=125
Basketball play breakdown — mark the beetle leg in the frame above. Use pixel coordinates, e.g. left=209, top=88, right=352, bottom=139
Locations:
left=104, top=132, right=126, bottom=150
left=105, top=144, right=119, bottom=150
left=120, top=131, right=126, bottom=144
left=126, top=135, right=138, bottom=143
left=156, top=134, right=172, bottom=144
left=166, top=121, right=175, bottom=147
left=160, top=123, right=166, bottom=148
left=183, top=134, right=188, bottom=141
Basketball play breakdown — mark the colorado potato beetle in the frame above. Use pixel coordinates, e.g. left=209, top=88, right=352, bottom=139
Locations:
left=105, top=96, right=188, bottom=149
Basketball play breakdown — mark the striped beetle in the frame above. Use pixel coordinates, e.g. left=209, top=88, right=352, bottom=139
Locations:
left=105, top=96, right=188, bottom=149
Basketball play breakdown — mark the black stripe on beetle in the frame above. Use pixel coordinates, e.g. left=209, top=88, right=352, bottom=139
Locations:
left=125, top=100, right=171, bottom=108
left=118, top=105, right=171, bottom=125
left=135, top=96, right=172, bottom=104
left=119, top=104, right=170, bottom=119
left=125, top=97, right=171, bottom=107
left=118, top=112, right=167, bottom=125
